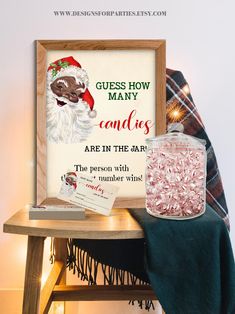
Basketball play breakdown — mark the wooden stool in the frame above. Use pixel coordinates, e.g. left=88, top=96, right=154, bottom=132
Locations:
left=3, top=208, right=165, bottom=314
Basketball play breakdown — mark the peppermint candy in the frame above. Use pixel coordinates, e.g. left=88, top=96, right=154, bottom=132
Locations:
left=146, top=139, right=206, bottom=219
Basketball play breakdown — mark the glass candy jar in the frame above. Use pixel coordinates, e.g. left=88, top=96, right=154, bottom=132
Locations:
left=145, top=123, right=207, bottom=219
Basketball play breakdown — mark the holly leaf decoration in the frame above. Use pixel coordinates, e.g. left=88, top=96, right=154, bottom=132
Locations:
left=52, top=68, right=57, bottom=78
left=58, top=60, right=69, bottom=68
left=50, top=60, right=70, bottom=77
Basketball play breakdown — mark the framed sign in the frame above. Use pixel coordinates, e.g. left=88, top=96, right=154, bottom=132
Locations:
left=36, top=40, right=166, bottom=208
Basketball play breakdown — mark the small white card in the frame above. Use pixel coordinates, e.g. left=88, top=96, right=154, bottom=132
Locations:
left=57, top=172, right=119, bottom=216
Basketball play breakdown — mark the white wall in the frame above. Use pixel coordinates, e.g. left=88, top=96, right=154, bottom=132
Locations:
left=0, top=0, right=234, bottom=313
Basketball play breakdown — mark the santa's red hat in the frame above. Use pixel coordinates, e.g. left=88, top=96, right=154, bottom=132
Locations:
left=47, top=56, right=95, bottom=115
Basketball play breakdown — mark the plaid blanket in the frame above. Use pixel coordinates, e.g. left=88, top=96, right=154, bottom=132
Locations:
left=65, top=69, right=232, bottom=312
left=129, top=205, right=235, bottom=313
left=166, top=69, right=229, bottom=229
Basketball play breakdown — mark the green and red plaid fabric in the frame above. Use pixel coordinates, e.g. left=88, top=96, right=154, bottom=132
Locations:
left=166, top=69, right=229, bottom=229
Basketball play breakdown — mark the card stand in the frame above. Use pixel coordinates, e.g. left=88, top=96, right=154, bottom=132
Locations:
left=29, top=205, right=85, bottom=220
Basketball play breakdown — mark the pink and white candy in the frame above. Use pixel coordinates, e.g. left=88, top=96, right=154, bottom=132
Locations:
left=146, top=140, right=206, bottom=219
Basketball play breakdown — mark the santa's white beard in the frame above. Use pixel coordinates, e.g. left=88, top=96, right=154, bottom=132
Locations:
left=59, top=182, right=75, bottom=197
left=47, top=87, right=94, bottom=144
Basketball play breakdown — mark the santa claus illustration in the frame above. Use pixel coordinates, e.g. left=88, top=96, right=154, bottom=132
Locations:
left=47, top=56, right=96, bottom=143
left=59, top=172, right=78, bottom=197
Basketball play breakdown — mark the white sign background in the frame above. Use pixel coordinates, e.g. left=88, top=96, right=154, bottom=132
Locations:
left=47, top=50, right=156, bottom=198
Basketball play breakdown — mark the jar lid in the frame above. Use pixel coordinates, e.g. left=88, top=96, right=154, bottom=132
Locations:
left=146, top=122, right=206, bottom=148
left=167, top=123, right=184, bottom=133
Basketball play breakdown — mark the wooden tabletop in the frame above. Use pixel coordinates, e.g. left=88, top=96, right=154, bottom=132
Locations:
left=3, top=208, right=144, bottom=239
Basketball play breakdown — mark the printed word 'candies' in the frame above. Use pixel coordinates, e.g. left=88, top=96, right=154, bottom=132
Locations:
left=146, top=136, right=206, bottom=219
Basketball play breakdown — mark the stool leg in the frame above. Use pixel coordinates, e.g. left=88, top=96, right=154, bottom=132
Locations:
left=54, top=238, right=68, bottom=313
left=54, top=238, right=67, bottom=284
left=23, top=236, right=45, bottom=314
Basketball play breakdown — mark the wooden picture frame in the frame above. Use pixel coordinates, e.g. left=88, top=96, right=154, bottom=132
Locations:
left=36, top=40, right=166, bottom=208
